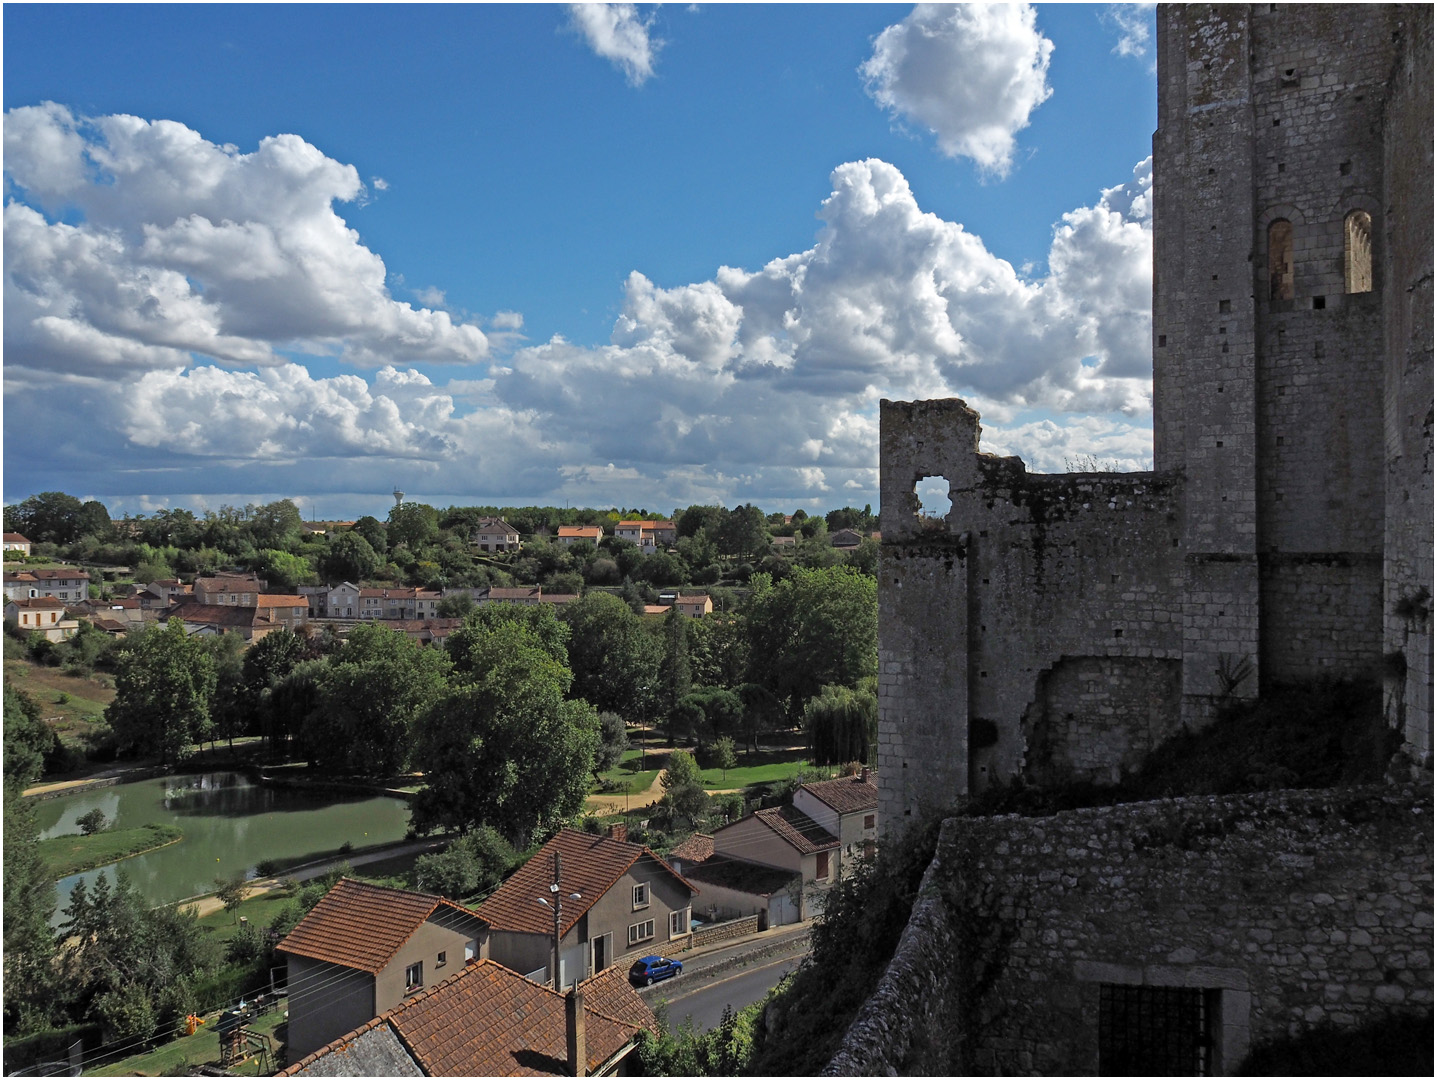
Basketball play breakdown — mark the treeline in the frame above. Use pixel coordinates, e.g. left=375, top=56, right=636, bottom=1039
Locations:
left=2, top=491, right=879, bottom=593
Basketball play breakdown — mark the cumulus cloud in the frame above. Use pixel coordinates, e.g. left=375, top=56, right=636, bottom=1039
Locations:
left=568, top=3, right=661, bottom=86
left=3, top=104, right=489, bottom=379
left=861, top=3, right=1054, bottom=176
left=7, top=129, right=1154, bottom=509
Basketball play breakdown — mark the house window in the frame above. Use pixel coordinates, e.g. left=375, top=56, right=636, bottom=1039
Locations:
left=464, top=939, right=478, bottom=962
left=405, top=961, right=423, bottom=992
left=863, top=814, right=876, bottom=830
left=816, top=851, right=830, bottom=881
left=436, top=951, right=447, bottom=968
left=1099, top=983, right=1211, bottom=1075
left=628, top=919, right=655, bottom=946
left=632, top=883, right=649, bottom=909
left=669, top=909, right=689, bottom=937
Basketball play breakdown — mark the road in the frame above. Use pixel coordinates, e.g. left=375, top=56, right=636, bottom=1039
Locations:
left=647, top=953, right=803, bottom=1034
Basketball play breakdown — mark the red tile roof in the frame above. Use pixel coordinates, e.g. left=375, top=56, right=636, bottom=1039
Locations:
left=666, top=833, right=714, bottom=865
left=278, top=879, right=486, bottom=975
left=280, top=959, right=649, bottom=1077
left=800, top=773, right=879, bottom=815
left=752, top=804, right=839, bottom=855
left=2, top=533, right=30, bottom=543
left=578, top=963, right=662, bottom=1036
left=476, top=829, right=696, bottom=937
left=6, top=596, right=67, bottom=609
left=255, top=594, right=308, bottom=608
left=24, top=567, right=90, bottom=581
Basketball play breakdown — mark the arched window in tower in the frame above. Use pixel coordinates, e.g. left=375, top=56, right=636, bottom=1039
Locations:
left=1268, top=220, right=1294, bottom=301
left=1344, top=210, right=1373, bottom=293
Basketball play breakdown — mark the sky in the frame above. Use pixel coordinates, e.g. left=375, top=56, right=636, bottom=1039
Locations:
left=3, top=3, right=1159, bottom=521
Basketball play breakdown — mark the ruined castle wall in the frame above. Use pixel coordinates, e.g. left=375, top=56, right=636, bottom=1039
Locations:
left=829, top=786, right=1434, bottom=1076
left=1381, top=6, right=1435, bottom=765
left=959, top=462, right=1185, bottom=789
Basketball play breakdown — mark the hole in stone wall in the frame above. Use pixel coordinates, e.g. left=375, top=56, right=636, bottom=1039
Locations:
left=1340, top=160, right=1352, bottom=175
left=1219, top=300, right=1231, bottom=312
left=1158, top=335, right=1167, bottom=347
left=913, top=475, right=952, bottom=519
left=1278, top=163, right=1286, bottom=172
left=1313, top=295, right=1326, bottom=309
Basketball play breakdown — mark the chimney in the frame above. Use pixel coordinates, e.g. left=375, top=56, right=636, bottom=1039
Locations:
left=607, top=823, right=628, bottom=843
left=566, top=988, right=587, bottom=1077
left=860, top=767, right=870, bottom=785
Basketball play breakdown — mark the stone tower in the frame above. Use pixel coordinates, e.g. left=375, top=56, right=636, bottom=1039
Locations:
left=877, top=4, right=1433, bottom=831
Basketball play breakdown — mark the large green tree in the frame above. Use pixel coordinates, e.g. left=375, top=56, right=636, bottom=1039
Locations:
left=559, top=592, right=660, bottom=719
left=319, top=531, right=380, bottom=583
left=804, top=683, right=878, bottom=766
left=411, top=621, right=598, bottom=845
left=3, top=780, right=57, bottom=1032
left=387, top=502, right=440, bottom=549
left=744, top=567, right=878, bottom=716
left=8, top=491, right=87, bottom=544
left=304, top=623, right=451, bottom=775
left=447, top=603, right=570, bottom=674
left=106, top=619, right=217, bottom=763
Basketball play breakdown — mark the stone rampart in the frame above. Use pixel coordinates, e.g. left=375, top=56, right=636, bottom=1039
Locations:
left=827, top=784, right=1433, bottom=1076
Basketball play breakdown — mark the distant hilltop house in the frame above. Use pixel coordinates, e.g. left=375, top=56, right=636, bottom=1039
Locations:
left=613, top=520, right=675, bottom=550
left=472, top=518, right=521, bottom=552
left=2, top=533, right=32, bottom=554
left=673, top=594, right=713, bottom=618
left=557, top=525, right=605, bottom=546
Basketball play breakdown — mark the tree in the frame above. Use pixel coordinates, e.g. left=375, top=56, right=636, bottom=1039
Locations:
left=320, top=531, right=380, bottom=584
left=10, top=491, right=86, bottom=544
left=744, top=567, right=878, bottom=716
left=304, top=623, right=451, bottom=775
left=4, top=681, right=58, bottom=785
left=436, top=593, right=475, bottom=618
left=659, top=749, right=708, bottom=827
left=106, top=619, right=217, bottom=764
left=77, top=808, right=108, bottom=835
left=238, top=628, right=304, bottom=749
left=676, top=504, right=727, bottom=539
left=247, top=499, right=303, bottom=550
left=447, top=603, right=570, bottom=674
left=681, top=687, right=744, bottom=743
left=559, top=592, right=660, bottom=719
left=3, top=779, right=56, bottom=1032
left=594, top=711, right=630, bottom=778
left=351, top=515, right=389, bottom=555
left=214, top=875, right=250, bottom=922
left=716, top=504, right=770, bottom=560
left=656, top=606, right=692, bottom=721
left=414, top=827, right=515, bottom=900
left=804, top=684, right=878, bottom=766
left=388, top=502, right=440, bottom=549
left=410, top=621, right=598, bottom=845
left=711, top=735, right=738, bottom=782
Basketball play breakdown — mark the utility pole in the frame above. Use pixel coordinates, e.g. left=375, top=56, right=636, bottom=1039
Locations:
left=550, top=851, right=562, bottom=989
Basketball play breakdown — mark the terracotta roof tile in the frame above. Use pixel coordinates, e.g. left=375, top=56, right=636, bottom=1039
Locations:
left=255, top=594, right=308, bottom=608
left=752, top=805, right=839, bottom=855
left=6, top=596, right=67, bottom=609
left=800, top=773, right=879, bottom=815
left=578, top=963, right=661, bottom=1036
left=278, top=879, right=486, bottom=975
left=477, top=829, right=696, bottom=937
left=666, top=833, right=714, bottom=865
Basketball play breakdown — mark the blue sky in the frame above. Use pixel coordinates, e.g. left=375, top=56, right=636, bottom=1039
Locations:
left=4, top=3, right=1158, bottom=520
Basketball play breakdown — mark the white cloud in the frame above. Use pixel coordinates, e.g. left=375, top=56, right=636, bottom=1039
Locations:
left=1104, top=4, right=1156, bottom=60
left=861, top=3, right=1054, bottom=176
left=3, top=104, right=489, bottom=379
left=568, top=3, right=661, bottom=86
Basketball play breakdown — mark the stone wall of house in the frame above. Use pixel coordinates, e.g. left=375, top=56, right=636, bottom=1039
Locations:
left=827, top=784, right=1434, bottom=1076
left=685, top=914, right=761, bottom=950
left=1381, top=6, right=1436, bottom=768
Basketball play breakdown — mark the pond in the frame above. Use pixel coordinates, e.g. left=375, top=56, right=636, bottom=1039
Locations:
left=35, top=771, right=412, bottom=920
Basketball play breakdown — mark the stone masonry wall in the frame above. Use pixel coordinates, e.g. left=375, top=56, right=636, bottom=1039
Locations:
left=1381, top=6, right=1435, bottom=767
left=828, top=785, right=1433, bottom=1076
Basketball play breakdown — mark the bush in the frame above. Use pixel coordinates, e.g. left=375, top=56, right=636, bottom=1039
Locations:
left=226, top=923, right=264, bottom=964
left=94, top=982, right=157, bottom=1046
left=76, top=808, right=107, bottom=835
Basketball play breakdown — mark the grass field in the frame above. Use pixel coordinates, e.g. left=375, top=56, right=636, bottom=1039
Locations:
left=87, top=1001, right=286, bottom=1077
left=3, top=657, right=114, bottom=745
left=38, top=823, right=183, bottom=880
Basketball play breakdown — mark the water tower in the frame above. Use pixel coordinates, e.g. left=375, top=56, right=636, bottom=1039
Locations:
left=393, top=488, right=404, bottom=508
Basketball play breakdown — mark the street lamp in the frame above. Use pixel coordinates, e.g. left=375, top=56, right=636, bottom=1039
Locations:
left=536, top=853, right=582, bottom=990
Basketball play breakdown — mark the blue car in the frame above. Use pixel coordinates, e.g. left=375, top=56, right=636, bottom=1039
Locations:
left=629, top=955, right=683, bottom=987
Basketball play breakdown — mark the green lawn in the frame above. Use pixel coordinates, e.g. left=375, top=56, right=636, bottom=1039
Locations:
left=87, top=1002, right=286, bottom=1077
left=590, top=747, right=664, bottom=792
left=38, top=823, right=182, bottom=880
left=699, top=749, right=813, bottom=790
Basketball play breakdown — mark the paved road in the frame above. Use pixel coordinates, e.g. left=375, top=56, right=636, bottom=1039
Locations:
left=651, top=953, right=802, bottom=1033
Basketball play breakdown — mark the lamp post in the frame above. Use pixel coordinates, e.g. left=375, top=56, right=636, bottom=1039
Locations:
left=536, top=852, right=582, bottom=990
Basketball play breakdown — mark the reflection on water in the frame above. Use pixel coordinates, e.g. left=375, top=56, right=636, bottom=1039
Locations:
left=38, top=771, right=410, bottom=920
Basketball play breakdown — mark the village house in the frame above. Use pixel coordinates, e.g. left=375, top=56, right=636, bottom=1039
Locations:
left=142, top=579, right=191, bottom=607
left=791, top=770, right=879, bottom=872
left=278, top=959, right=656, bottom=1078
left=709, top=804, right=840, bottom=920
left=192, top=574, right=267, bottom=606
left=357, top=587, right=441, bottom=620
left=673, top=594, right=713, bottom=618
left=254, top=594, right=309, bottom=631
left=477, top=827, right=699, bottom=990
left=3, top=567, right=91, bottom=602
left=325, top=581, right=361, bottom=618
left=3, top=533, right=32, bottom=555
left=472, top=517, right=521, bottom=552
left=481, top=587, right=543, bottom=606
left=557, top=524, right=604, bottom=546
left=4, top=596, right=79, bottom=642
left=278, top=878, right=490, bottom=1059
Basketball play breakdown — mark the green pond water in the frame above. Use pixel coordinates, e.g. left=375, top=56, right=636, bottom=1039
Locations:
left=36, top=771, right=412, bottom=920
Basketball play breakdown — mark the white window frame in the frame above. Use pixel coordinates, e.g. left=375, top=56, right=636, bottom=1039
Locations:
left=405, top=961, right=423, bottom=991
left=632, top=882, right=649, bottom=909
left=669, top=908, right=690, bottom=938
left=627, top=919, right=655, bottom=946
